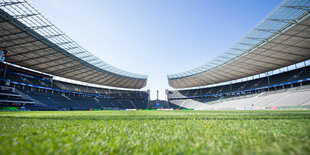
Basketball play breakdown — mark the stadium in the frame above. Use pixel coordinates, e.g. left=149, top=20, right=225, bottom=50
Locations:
left=0, top=0, right=310, bottom=154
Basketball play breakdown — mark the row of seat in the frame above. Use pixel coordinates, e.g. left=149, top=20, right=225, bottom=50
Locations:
left=169, top=86, right=310, bottom=110
left=0, top=87, right=33, bottom=105
left=0, top=65, right=149, bottom=110
left=18, top=88, right=148, bottom=110
left=0, top=68, right=149, bottom=100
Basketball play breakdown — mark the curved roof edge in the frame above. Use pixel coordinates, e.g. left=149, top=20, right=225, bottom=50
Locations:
left=0, top=0, right=147, bottom=81
left=168, top=0, right=309, bottom=84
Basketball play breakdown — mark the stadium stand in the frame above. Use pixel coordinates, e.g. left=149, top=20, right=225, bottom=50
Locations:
left=0, top=86, right=33, bottom=105
left=168, top=66, right=310, bottom=98
left=1, top=0, right=310, bottom=111
left=0, top=63, right=149, bottom=110
left=167, top=65, right=310, bottom=110
left=168, top=86, right=310, bottom=110
left=0, top=1, right=149, bottom=111
left=166, top=0, right=310, bottom=110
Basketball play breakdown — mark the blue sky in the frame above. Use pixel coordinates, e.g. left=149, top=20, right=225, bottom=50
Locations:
left=28, top=0, right=282, bottom=100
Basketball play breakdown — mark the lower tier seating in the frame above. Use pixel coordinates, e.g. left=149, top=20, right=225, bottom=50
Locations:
left=17, top=88, right=148, bottom=110
left=169, top=85, right=310, bottom=110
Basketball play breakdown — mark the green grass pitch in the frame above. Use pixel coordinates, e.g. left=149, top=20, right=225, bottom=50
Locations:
left=1, top=110, right=310, bottom=154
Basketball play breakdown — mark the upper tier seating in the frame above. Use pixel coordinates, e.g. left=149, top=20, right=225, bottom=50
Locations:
left=168, top=66, right=310, bottom=98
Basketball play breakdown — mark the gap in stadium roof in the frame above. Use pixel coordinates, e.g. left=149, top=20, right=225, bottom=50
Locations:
left=2, top=0, right=303, bottom=100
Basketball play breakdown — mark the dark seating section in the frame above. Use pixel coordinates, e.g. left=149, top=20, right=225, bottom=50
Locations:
left=0, top=64, right=149, bottom=110
left=0, top=63, right=54, bottom=87
left=168, top=66, right=310, bottom=98
left=53, top=80, right=148, bottom=99
left=1, top=67, right=149, bottom=101
left=18, top=88, right=148, bottom=110
left=0, top=86, right=33, bottom=106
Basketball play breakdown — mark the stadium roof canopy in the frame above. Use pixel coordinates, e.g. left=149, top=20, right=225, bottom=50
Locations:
left=168, top=0, right=310, bottom=89
left=0, top=0, right=147, bottom=89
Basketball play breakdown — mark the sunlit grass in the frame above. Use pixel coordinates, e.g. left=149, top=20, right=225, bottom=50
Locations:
left=1, top=110, right=310, bottom=154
